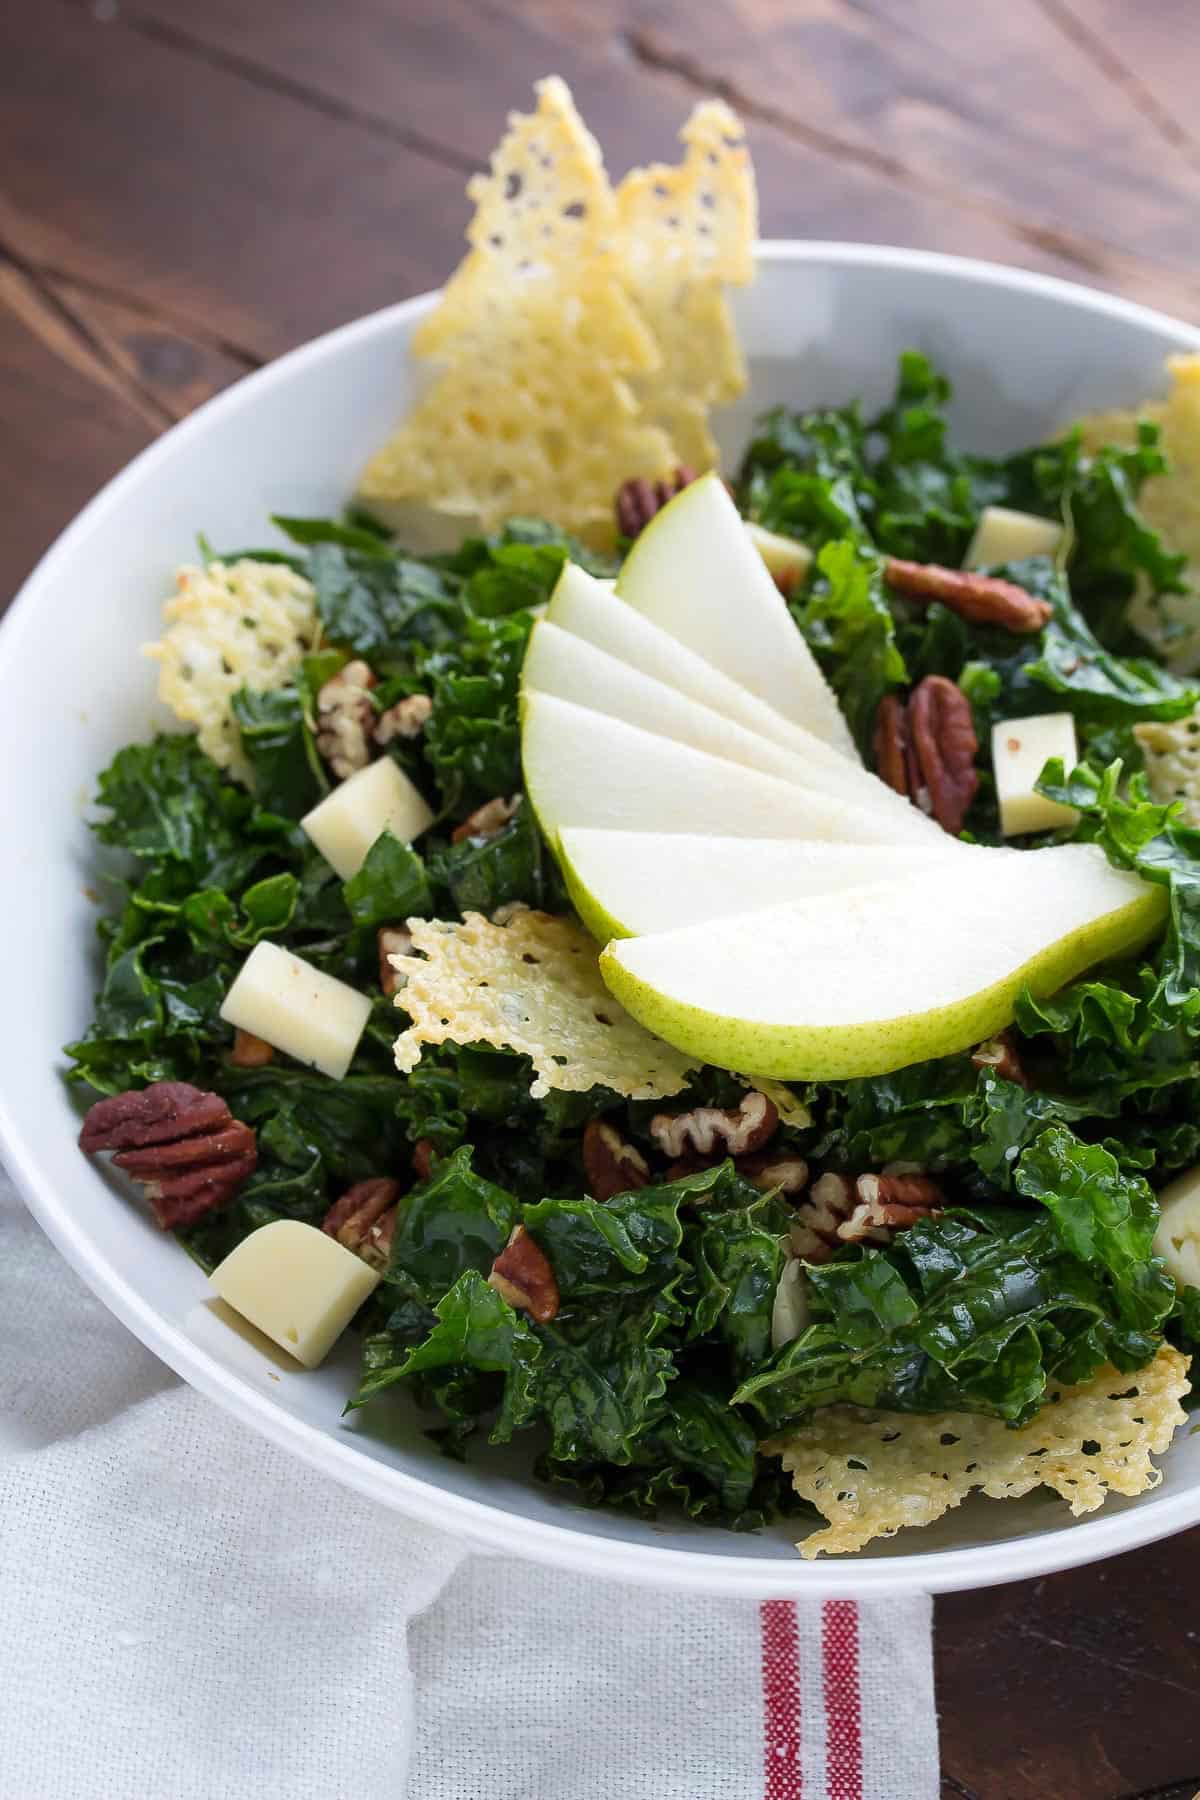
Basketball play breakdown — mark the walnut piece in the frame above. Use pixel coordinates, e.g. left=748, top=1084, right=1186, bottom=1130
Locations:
left=322, top=1176, right=401, bottom=1270
left=488, top=1224, right=560, bottom=1323
left=374, top=692, right=432, bottom=746
left=582, top=1119, right=650, bottom=1202
left=884, top=558, right=1052, bottom=634
left=229, top=1028, right=274, bottom=1068
left=615, top=466, right=697, bottom=540
left=791, top=1170, right=943, bottom=1263
left=450, top=794, right=521, bottom=845
left=316, top=659, right=377, bottom=779
left=872, top=676, right=979, bottom=834
left=972, top=1030, right=1031, bottom=1089
left=79, top=1081, right=257, bottom=1230
left=650, top=1090, right=779, bottom=1161
left=378, top=925, right=413, bottom=998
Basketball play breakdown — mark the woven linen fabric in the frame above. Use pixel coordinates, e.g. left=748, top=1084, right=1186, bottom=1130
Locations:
left=0, top=1168, right=938, bottom=1799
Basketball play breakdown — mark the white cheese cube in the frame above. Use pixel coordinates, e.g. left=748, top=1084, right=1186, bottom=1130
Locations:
left=992, top=712, right=1079, bottom=837
left=220, top=941, right=372, bottom=1080
left=744, top=521, right=813, bottom=590
left=1154, top=1165, right=1200, bottom=1290
left=301, top=756, right=434, bottom=879
left=965, top=506, right=1063, bottom=569
left=210, top=1220, right=380, bottom=1368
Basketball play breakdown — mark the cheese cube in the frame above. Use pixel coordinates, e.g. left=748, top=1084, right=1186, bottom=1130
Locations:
left=992, top=712, right=1079, bottom=836
left=965, top=506, right=1063, bottom=569
left=1153, top=1166, right=1200, bottom=1290
left=301, top=756, right=434, bottom=880
left=220, top=941, right=372, bottom=1080
left=211, top=1220, right=380, bottom=1368
left=744, top=521, right=813, bottom=591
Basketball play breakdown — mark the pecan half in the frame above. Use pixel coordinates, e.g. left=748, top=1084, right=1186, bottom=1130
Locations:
left=884, top=558, right=1052, bottom=634
left=451, top=794, right=521, bottom=845
left=791, top=1169, right=942, bottom=1262
left=322, top=1176, right=401, bottom=1270
left=229, top=1028, right=273, bottom=1068
left=972, top=1030, right=1031, bottom=1089
left=316, top=660, right=378, bottom=779
left=582, top=1119, right=650, bottom=1203
left=79, top=1082, right=257, bottom=1230
left=872, top=692, right=915, bottom=799
left=374, top=692, right=432, bottom=747
left=411, top=1138, right=436, bottom=1182
left=488, top=1224, right=560, bottom=1323
left=378, top=925, right=413, bottom=999
left=615, top=465, right=697, bottom=540
left=650, top=1091, right=779, bottom=1161
left=908, top=674, right=979, bottom=835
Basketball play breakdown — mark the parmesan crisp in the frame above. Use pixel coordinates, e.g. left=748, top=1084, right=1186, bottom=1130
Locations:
left=144, top=559, right=319, bottom=783
left=767, top=1345, right=1190, bottom=1558
left=1076, top=353, right=1200, bottom=671
left=390, top=910, right=698, bottom=1100
left=359, top=78, right=757, bottom=545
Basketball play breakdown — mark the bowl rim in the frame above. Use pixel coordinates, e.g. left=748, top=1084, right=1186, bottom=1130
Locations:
left=6, top=239, right=1200, bottom=1597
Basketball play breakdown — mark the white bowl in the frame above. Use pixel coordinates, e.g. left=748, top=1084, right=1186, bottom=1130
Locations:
left=3, top=243, right=1198, bottom=1597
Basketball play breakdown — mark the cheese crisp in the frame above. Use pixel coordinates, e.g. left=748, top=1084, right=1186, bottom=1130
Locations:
left=144, top=558, right=319, bottom=782
left=1077, top=354, right=1200, bottom=670
left=390, top=909, right=698, bottom=1099
left=360, top=78, right=757, bottom=544
left=767, top=1345, right=1190, bottom=1557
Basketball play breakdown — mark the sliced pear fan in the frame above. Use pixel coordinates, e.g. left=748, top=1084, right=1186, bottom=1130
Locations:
left=548, top=561, right=858, bottom=764
left=614, top=471, right=858, bottom=759
left=558, top=828, right=977, bottom=940
left=522, top=618, right=920, bottom=818
left=600, top=845, right=1165, bottom=1080
left=521, top=692, right=954, bottom=847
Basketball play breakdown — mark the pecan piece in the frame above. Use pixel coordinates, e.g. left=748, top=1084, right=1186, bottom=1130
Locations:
left=839, top=1172, right=944, bottom=1244
left=582, top=1119, right=650, bottom=1203
left=884, top=558, right=1052, bottom=634
left=615, top=465, right=697, bottom=540
left=488, top=1224, right=560, bottom=1323
left=650, top=1090, right=779, bottom=1161
left=791, top=1170, right=942, bottom=1262
left=411, top=1138, right=436, bottom=1182
left=79, top=1082, right=257, bottom=1230
left=229, top=1028, right=274, bottom=1068
left=737, top=1150, right=809, bottom=1196
left=451, top=794, right=521, bottom=845
left=322, top=1176, right=401, bottom=1271
left=972, top=1030, right=1031, bottom=1089
left=378, top=925, right=413, bottom=999
left=374, top=692, right=432, bottom=747
left=316, top=660, right=377, bottom=779
left=872, top=692, right=915, bottom=799
left=908, top=674, right=979, bottom=835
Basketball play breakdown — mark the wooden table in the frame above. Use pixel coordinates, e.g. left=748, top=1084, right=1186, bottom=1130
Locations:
left=5, top=3, right=1200, bottom=1791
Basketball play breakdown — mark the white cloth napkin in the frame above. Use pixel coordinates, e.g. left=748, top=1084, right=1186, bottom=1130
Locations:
left=0, top=1168, right=938, bottom=1799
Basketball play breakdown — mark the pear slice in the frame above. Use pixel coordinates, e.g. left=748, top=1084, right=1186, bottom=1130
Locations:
left=522, top=619, right=917, bottom=819
left=548, top=562, right=859, bottom=765
left=558, top=827, right=975, bottom=940
left=615, top=473, right=857, bottom=760
left=522, top=692, right=958, bottom=847
left=600, top=844, right=1166, bottom=1080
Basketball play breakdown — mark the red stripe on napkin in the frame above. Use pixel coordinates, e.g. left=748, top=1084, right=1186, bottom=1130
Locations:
left=821, top=1600, right=862, bottom=1800
left=760, top=1599, right=802, bottom=1798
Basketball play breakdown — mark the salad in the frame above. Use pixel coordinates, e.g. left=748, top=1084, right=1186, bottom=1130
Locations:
left=67, top=346, right=1200, bottom=1555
